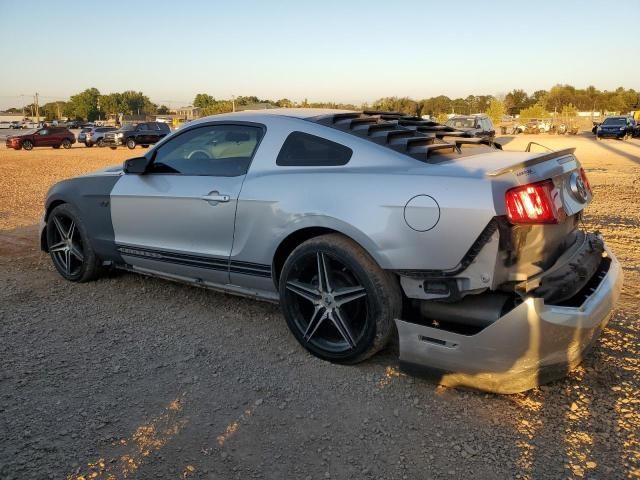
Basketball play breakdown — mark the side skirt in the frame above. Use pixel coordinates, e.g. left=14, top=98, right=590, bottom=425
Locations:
left=115, top=263, right=280, bottom=304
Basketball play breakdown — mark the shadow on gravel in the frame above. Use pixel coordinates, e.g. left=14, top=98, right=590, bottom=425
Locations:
left=593, top=140, right=640, bottom=165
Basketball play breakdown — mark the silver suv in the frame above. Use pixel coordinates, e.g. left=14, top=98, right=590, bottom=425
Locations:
left=79, top=126, right=118, bottom=147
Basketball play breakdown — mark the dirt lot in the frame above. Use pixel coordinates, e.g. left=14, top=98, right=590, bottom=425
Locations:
left=0, top=137, right=638, bottom=480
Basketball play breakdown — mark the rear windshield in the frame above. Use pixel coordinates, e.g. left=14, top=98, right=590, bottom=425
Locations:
left=446, top=117, right=476, bottom=129
left=603, top=117, right=626, bottom=126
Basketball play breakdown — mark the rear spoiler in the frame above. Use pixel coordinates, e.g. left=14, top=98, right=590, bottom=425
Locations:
left=487, top=147, right=576, bottom=177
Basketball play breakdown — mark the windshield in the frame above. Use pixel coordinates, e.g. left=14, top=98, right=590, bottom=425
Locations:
left=446, top=117, right=476, bottom=129
left=602, top=117, right=626, bottom=126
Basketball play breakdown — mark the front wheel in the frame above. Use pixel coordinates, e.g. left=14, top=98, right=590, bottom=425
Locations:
left=126, top=138, right=136, bottom=149
left=22, top=140, right=33, bottom=150
left=96, top=138, right=104, bottom=147
left=46, top=204, right=101, bottom=282
left=62, top=139, right=72, bottom=149
left=279, top=234, right=401, bottom=364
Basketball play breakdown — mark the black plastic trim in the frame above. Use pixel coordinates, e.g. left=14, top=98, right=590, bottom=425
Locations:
left=116, top=244, right=272, bottom=278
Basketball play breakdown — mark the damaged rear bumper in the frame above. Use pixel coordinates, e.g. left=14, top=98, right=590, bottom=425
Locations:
left=395, top=245, right=623, bottom=394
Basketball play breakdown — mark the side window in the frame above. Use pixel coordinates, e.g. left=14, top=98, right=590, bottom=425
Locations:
left=276, top=131, right=352, bottom=167
left=38, top=129, right=49, bottom=135
left=135, top=124, right=146, bottom=131
left=150, top=124, right=263, bottom=176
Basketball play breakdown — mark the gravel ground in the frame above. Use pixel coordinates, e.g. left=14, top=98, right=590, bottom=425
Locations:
left=0, top=137, right=638, bottom=480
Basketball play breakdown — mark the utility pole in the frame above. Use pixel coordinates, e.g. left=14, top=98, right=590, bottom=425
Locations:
left=232, top=95, right=235, bottom=112
left=35, top=92, right=40, bottom=123
left=21, top=94, right=25, bottom=118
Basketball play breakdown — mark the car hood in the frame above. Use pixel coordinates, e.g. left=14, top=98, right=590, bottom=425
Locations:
left=83, top=164, right=124, bottom=177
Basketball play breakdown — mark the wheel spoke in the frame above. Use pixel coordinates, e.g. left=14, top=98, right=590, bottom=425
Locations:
left=67, top=221, right=76, bottom=241
left=64, top=249, right=71, bottom=274
left=52, top=216, right=66, bottom=239
left=48, top=241, right=67, bottom=253
left=316, top=252, right=332, bottom=293
left=334, top=285, right=367, bottom=307
left=70, top=244, right=84, bottom=262
left=286, top=280, right=321, bottom=304
left=303, top=306, right=327, bottom=342
left=329, top=308, right=357, bottom=349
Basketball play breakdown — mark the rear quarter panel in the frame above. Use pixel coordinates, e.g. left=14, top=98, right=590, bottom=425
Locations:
left=232, top=117, right=497, bottom=272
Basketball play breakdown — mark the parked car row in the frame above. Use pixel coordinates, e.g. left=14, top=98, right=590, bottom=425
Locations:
left=5, top=127, right=76, bottom=150
left=4, top=122, right=172, bottom=150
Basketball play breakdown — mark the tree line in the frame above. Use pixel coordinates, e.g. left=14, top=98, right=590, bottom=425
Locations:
left=4, top=84, right=638, bottom=122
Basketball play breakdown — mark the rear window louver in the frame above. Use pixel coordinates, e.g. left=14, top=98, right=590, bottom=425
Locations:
left=308, top=111, right=501, bottom=162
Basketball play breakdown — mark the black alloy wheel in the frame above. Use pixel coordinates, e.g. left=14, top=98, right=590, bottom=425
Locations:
left=279, top=234, right=401, bottom=364
left=46, top=204, right=100, bottom=282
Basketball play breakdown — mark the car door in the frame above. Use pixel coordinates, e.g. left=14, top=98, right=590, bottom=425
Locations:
left=110, top=122, right=264, bottom=286
left=34, top=129, right=52, bottom=147
left=146, top=123, right=161, bottom=144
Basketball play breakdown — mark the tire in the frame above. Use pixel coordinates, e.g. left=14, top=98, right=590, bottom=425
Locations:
left=279, top=233, right=401, bottom=364
left=85, top=142, right=93, bottom=148
left=141, top=145, right=149, bottom=148
left=96, top=138, right=104, bottom=147
left=53, top=145, right=61, bottom=149
left=22, top=140, right=33, bottom=151
left=110, top=147, right=117, bottom=150
left=62, top=139, right=72, bottom=149
left=46, top=203, right=101, bottom=282
left=126, top=138, right=136, bottom=149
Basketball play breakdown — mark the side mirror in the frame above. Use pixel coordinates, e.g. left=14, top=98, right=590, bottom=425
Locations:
left=123, top=156, right=149, bottom=174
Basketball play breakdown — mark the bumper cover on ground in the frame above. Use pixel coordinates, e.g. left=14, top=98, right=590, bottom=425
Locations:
left=395, top=247, right=623, bottom=394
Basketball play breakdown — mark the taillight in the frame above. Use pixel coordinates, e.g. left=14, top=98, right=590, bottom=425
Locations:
left=505, top=180, right=566, bottom=224
left=579, top=167, right=592, bottom=194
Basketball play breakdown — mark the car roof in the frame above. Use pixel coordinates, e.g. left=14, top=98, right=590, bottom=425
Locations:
left=194, top=108, right=355, bottom=124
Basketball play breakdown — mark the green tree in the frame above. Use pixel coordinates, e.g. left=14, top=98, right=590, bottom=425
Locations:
left=519, top=104, right=550, bottom=121
left=157, top=105, right=170, bottom=114
left=41, top=101, right=68, bottom=120
left=67, top=87, right=100, bottom=120
left=485, top=98, right=505, bottom=125
left=193, top=94, right=215, bottom=109
left=276, top=98, right=293, bottom=107
left=202, top=100, right=234, bottom=116
left=504, top=89, right=529, bottom=114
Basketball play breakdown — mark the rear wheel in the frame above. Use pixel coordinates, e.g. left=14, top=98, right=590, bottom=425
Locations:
left=279, top=234, right=401, bottom=364
left=22, top=140, right=33, bottom=150
left=110, top=146, right=117, bottom=150
left=53, top=145, right=60, bottom=149
left=85, top=142, right=93, bottom=148
left=46, top=204, right=100, bottom=282
left=62, top=139, right=72, bottom=149
left=96, top=138, right=104, bottom=147
left=126, top=138, right=136, bottom=149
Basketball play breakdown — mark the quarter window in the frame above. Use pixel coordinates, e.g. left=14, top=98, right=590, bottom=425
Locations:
left=150, top=124, right=263, bottom=176
left=276, top=131, right=352, bottom=167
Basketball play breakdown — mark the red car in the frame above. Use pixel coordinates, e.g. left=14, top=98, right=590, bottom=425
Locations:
left=5, top=127, right=76, bottom=150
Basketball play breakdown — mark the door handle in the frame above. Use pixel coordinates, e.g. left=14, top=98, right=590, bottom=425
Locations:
left=200, top=192, right=230, bottom=203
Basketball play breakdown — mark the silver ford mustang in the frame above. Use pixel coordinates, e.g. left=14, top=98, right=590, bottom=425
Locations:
left=40, top=109, right=622, bottom=393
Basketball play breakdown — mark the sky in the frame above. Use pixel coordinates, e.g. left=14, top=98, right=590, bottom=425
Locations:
left=0, top=0, right=638, bottom=110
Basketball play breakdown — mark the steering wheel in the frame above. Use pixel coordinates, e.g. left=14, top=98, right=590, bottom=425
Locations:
left=187, top=150, right=212, bottom=161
